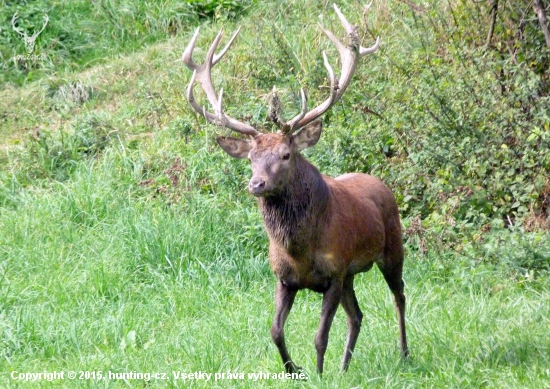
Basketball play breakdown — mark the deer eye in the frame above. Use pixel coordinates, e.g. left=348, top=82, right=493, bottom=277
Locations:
left=282, top=153, right=290, bottom=160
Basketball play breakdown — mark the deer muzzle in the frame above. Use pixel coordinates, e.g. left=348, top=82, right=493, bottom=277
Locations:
left=248, top=178, right=267, bottom=197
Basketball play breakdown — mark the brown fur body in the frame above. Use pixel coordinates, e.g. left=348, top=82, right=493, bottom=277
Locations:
left=263, top=157, right=403, bottom=293
left=217, top=127, right=408, bottom=375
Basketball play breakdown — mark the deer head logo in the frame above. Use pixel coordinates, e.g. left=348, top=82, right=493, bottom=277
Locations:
left=11, top=12, right=49, bottom=54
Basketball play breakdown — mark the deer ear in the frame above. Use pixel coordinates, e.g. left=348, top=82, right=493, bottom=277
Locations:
left=293, top=120, right=322, bottom=150
left=216, top=136, right=252, bottom=159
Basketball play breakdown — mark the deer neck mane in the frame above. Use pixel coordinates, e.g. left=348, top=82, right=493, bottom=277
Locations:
left=258, top=154, right=330, bottom=254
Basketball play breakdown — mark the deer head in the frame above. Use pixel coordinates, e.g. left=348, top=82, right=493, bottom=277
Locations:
left=182, top=3, right=379, bottom=197
left=11, top=12, right=49, bottom=54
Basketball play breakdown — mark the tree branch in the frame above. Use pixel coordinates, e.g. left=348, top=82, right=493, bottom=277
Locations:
left=486, top=0, right=499, bottom=48
left=533, top=0, right=550, bottom=51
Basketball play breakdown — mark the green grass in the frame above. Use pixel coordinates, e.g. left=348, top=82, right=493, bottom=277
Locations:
left=1, top=0, right=550, bottom=387
left=1, top=0, right=255, bottom=87
left=1, top=149, right=549, bottom=388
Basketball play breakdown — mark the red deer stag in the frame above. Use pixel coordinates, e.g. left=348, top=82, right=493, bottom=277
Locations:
left=182, top=3, right=408, bottom=374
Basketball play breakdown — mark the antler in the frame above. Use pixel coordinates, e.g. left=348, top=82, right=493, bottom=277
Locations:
left=11, top=13, right=49, bottom=38
left=32, top=14, right=49, bottom=39
left=282, top=3, right=380, bottom=135
left=183, top=27, right=260, bottom=138
left=11, top=13, right=26, bottom=37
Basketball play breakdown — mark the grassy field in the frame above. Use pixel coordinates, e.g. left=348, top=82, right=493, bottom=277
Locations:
left=1, top=0, right=550, bottom=388
left=1, top=150, right=549, bottom=388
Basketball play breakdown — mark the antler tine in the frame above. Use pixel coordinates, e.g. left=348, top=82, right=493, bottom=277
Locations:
left=333, top=3, right=380, bottom=56
left=183, top=27, right=244, bottom=78
left=285, top=3, right=379, bottom=132
left=217, top=88, right=226, bottom=123
left=321, top=50, right=339, bottom=107
left=11, top=12, right=25, bottom=36
left=213, top=27, right=241, bottom=65
left=332, top=3, right=354, bottom=36
left=285, top=89, right=308, bottom=133
left=317, top=22, right=345, bottom=56
left=183, top=27, right=260, bottom=137
left=205, top=29, right=224, bottom=69
left=360, top=36, right=380, bottom=55
left=195, top=28, right=226, bottom=108
left=187, top=69, right=220, bottom=125
left=182, top=27, right=201, bottom=69
left=33, top=14, right=49, bottom=38
left=286, top=51, right=337, bottom=135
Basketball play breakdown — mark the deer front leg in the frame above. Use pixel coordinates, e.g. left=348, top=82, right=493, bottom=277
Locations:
left=271, top=281, right=300, bottom=373
left=339, top=275, right=363, bottom=371
left=315, top=279, right=343, bottom=374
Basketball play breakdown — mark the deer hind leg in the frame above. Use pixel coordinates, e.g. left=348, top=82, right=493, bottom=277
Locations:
left=378, top=259, right=409, bottom=358
left=271, top=281, right=301, bottom=373
left=339, top=275, right=363, bottom=372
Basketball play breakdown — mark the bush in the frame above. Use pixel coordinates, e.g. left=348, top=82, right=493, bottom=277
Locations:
left=347, top=1, right=550, bottom=230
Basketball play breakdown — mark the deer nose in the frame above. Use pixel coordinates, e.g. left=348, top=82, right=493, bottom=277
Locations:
left=249, top=178, right=266, bottom=195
